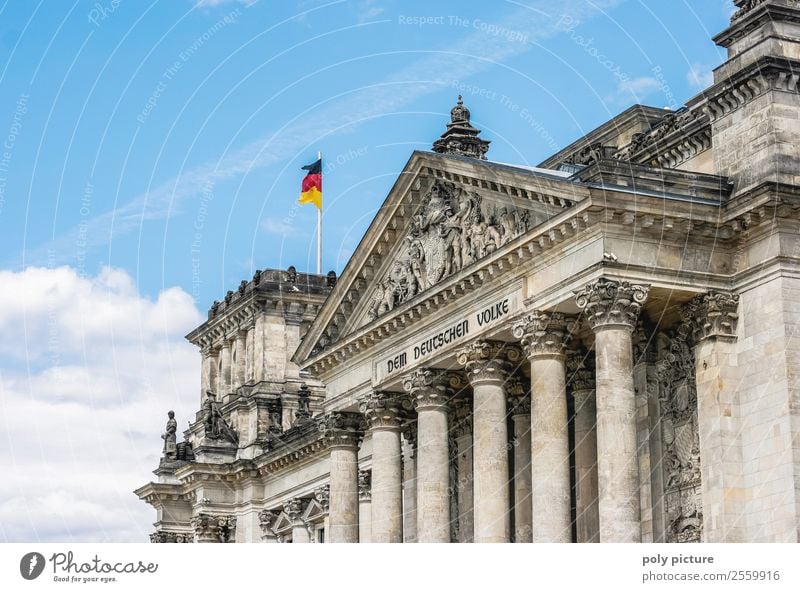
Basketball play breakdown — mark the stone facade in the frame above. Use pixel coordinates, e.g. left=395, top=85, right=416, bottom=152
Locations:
left=137, top=4, right=800, bottom=543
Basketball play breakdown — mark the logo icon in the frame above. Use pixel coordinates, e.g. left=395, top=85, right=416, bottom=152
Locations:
left=20, top=552, right=46, bottom=580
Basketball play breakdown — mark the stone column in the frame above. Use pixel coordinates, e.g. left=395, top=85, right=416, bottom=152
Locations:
left=319, top=412, right=365, bottom=543
left=234, top=330, right=247, bottom=390
left=688, top=291, right=742, bottom=542
left=507, top=379, right=532, bottom=543
left=360, top=392, right=407, bottom=543
left=575, top=278, right=650, bottom=542
left=358, top=470, right=371, bottom=543
left=245, top=325, right=255, bottom=383
left=567, top=349, right=600, bottom=543
left=456, top=341, right=520, bottom=544
left=218, top=340, right=232, bottom=395
left=452, top=398, right=474, bottom=543
left=402, top=422, right=418, bottom=543
left=403, top=368, right=456, bottom=543
left=284, top=498, right=310, bottom=543
left=200, top=348, right=212, bottom=401
left=512, top=312, right=572, bottom=543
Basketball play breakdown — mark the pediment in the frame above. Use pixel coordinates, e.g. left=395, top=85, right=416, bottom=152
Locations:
left=301, top=499, right=326, bottom=522
left=294, top=151, right=585, bottom=367
left=272, top=511, right=293, bottom=534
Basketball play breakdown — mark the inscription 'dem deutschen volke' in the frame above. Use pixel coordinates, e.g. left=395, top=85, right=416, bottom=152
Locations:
left=385, top=296, right=511, bottom=376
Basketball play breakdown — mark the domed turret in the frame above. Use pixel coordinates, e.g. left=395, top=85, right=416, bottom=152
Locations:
left=432, top=95, right=490, bottom=160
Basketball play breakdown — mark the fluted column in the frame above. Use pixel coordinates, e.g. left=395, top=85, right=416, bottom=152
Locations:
left=284, top=498, right=310, bottom=543
left=575, top=278, right=649, bottom=542
left=568, top=349, right=599, bottom=543
left=457, top=341, right=520, bottom=543
left=233, top=330, right=247, bottom=390
left=513, top=312, right=573, bottom=543
left=402, top=422, right=418, bottom=543
left=319, top=412, right=365, bottom=543
left=451, top=398, right=474, bottom=543
left=507, top=378, right=532, bottom=543
left=359, top=392, right=408, bottom=543
left=403, top=368, right=457, bottom=543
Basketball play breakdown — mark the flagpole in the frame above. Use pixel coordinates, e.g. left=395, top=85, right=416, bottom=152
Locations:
left=317, top=151, right=322, bottom=275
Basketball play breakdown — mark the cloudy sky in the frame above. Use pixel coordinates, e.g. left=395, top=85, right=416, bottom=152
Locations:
left=0, top=0, right=734, bottom=542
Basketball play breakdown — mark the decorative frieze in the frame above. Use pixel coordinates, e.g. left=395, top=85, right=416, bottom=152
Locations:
left=566, top=347, right=595, bottom=393
left=318, top=412, right=366, bottom=449
left=456, top=340, right=521, bottom=384
left=358, top=470, right=372, bottom=502
left=574, top=279, right=650, bottom=331
left=686, top=291, right=740, bottom=342
left=656, top=309, right=703, bottom=544
left=358, top=391, right=411, bottom=430
left=512, top=311, right=573, bottom=358
left=366, top=180, right=532, bottom=322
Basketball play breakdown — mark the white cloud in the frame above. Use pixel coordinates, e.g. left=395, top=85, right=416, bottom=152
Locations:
left=687, top=63, right=714, bottom=90
left=0, top=266, right=201, bottom=542
left=261, top=217, right=294, bottom=236
left=606, top=76, right=662, bottom=105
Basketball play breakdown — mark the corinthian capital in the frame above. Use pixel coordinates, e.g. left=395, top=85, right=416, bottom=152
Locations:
left=512, top=311, right=574, bottom=358
left=358, top=391, right=411, bottom=430
left=456, top=340, right=521, bottom=385
left=403, top=368, right=461, bottom=410
left=283, top=498, right=308, bottom=522
left=574, top=278, right=650, bottom=331
left=358, top=470, right=371, bottom=501
left=685, top=291, right=740, bottom=342
left=318, top=412, right=366, bottom=449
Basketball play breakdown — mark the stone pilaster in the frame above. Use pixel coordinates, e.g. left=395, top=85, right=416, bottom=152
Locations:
left=403, top=368, right=458, bottom=543
left=200, top=347, right=215, bottom=403
left=574, top=278, right=650, bottom=542
left=567, top=348, right=599, bottom=543
left=233, top=330, right=247, bottom=390
left=218, top=341, right=232, bottom=395
left=245, top=324, right=255, bottom=383
left=314, top=485, right=331, bottom=542
left=507, top=378, right=532, bottom=543
left=687, top=291, right=743, bottom=542
left=402, top=421, right=418, bottom=543
left=358, top=470, right=372, bottom=543
left=318, top=412, right=365, bottom=543
left=451, top=398, right=474, bottom=543
left=359, top=392, right=409, bottom=543
left=512, top=312, right=573, bottom=543
left=456, top=340, right=521, bottom=543
left=284, top=498, right=310, bottom=543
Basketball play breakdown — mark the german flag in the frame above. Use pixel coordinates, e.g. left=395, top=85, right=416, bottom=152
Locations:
left=298, top=158, right=322, bottom=210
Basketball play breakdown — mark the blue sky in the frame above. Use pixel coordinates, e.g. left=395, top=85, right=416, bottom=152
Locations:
left=0, top=0, right=735, bottom=542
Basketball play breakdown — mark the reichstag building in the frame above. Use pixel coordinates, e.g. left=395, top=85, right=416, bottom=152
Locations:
left=137, top=1, right=800, bottom=543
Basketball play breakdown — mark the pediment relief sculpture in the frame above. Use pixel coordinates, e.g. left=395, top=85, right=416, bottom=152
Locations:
left=366, top=180, right=533, bottom=322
